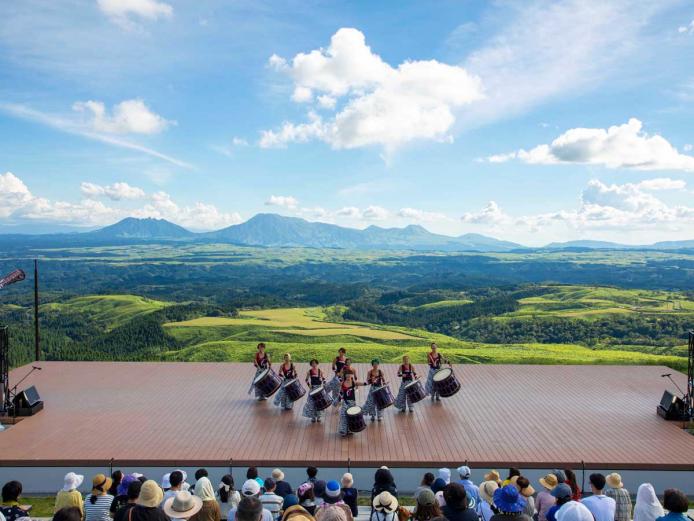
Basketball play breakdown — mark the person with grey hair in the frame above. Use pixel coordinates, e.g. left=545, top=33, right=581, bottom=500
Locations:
left=236, top=498, right=264, bottom=521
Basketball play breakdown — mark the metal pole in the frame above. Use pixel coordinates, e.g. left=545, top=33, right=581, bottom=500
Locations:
left=580, top=460, right=585, bottom=495
left=34, top=260, right=39, bottom=362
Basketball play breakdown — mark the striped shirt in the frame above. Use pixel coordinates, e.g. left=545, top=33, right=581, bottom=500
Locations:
left=84, top=494, right=115, bottom=521
left=260, top=493, right=284, bottom=518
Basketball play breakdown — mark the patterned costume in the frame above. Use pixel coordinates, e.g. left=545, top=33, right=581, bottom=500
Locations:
left=362, top=368, right=386, bottom=420
left=248, top=351, right=270, bottom=399
left=394, top=363, right=420, bottom=411
left=326, top=356, right=347, bottom=403
left=302, top=368, right=326, bottom=422
left=426, top=352, right=443, bottom=400
left=338, top=381, right=358, bottom=436
left=274, top=362, right=298, bottom=410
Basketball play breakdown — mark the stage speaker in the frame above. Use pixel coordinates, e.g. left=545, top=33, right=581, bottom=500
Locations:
left=13, top=386, right=43, bottom=416
left=657, top=390, right=688, bottom=421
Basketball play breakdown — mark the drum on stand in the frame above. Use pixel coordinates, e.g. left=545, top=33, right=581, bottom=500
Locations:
left=253, top=368, right=282, bottom=398
left=346, top=406, right=366, bottom=433
left=284, top=378, right=306, bottom=402
left=404, top=379, right=427, bottom=404
left=372, top=385, right=395, bottom=409
left=432, top=367, right=461, bottom=398
left=309, top=385, right=332, bottom=411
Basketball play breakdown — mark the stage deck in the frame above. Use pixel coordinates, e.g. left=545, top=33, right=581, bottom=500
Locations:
left=1, top=362, right=692, bottom=470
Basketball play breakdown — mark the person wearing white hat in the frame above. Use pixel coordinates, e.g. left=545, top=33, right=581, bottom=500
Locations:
left=371, top=492, right=399, bottom=521
left=228, top=482, right=273, bottom=521
left=456, top=466, right=480, bottom=512
left=556, top=501, right=593, bottom=521
left=163, top=491, right=202, bottom=520
left=438, top=469, right=451, bottom=485
left=54, top=473, right=84, bottom=517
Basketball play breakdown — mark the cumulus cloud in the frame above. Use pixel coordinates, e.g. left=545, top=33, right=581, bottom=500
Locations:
left=81, top=181, right=146, bottom=201
left=0, top=172, right=36, bottom=218
left=487, top=119, right=694, bottom=172
left=265, top=195, right=299, bottom=209
left=261, top=28, right=483, bottom=153
left=461, top=201, right=509, bottom=225
left=97, top=0, right=173, bottom=29
left=678, top=20, right=694, bottom=34
left=397, top=207, right=448, bottom=223
left=362, top=205, right=389, bottom=221
left=133, top=192, right=242, bottom=230
left=73, top=99, right=172, bottom=135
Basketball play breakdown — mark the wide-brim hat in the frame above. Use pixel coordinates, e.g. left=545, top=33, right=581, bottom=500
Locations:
left=539, top=474, right=558, bottom=491
left=91, top=474, right=113, bottom=495
left=484, top=470, right=501, bottom=483
left=138, top=480, right=164, bottom=508
left=493, top=485, right=526, bottom=513
left=163, top=490, right=203, bottom=519
left=606, top=473, right=623, bottom=489
left=63, top=472, right=84, bottom=492
left=373, top=491, right=398, bottom=513
left=273, top=469, right=285, bottom=481
left=479, top=480, right=500, bottom=504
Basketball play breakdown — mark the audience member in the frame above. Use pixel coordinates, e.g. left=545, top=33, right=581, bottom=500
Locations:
left=512, top=477, right=535, bottom=518
left=55, top=472, right=84, bottom=517
left=162, top=471, right=186, bottom=510
left=502, top=470, right=521, bottom=487
left=546, top=484, right=572, bottom=521
left=563, top=471, right=581, bottom=501
left=657, top=489, right=688, bottom=521
left=163, top=491, right=202, bottom=521
left=114, top=480, right=142, bottom=521
left=633, top=484, right=664, bottom=521
left=484, top=472, right=502, bottom=486
left=553, top=471, right=567, bottom=485
left=246, top=469, right=264, bottom=490
left=478, top=480, right=499, bottom=521
left=260, top=479, right=284, bottom=520
left=1, top=481, right=29, bottom=521
left=416, top=473, right=435, bottom=498
left=85, top=474, right=115, bottom=521
left=317, top=506, right=347, bottom=521
left=536, top=474, right=558, bottom=521
left=110, top=472, right=124, bottom=498
left=340, top=474, right=358, bottom=518
left=131, top=480, right=169, bottom=521
left=280, top=494, right=300, bottom=518
left=306, top=468, right=318, bottom=485
left=317, top=481, right=352, bottom=521
left=370, top=492, right=398, bottom=521
left=237, top=498, right=265, bottom=521
left=191, top=477, right=221, bottom=521
left=580, top=474, right=615, bottom=521
left=53, top=507, right=82, bottom=521
left=456, top=466, right=480, bottom=512
left=313, top=482, right=326, bottom=509
left=371, top=469, right=398, bottom=500
left=605, top=474, right=632, bottom=521
left=438, top=469, right=451, bottom=485
left=229, top=481, right=273, bottom=521
left=298, top=483, right=316, bottom=516
left=442, top=483, right=478, bottom=521
left=217, top=475, right=240, bottom=511
left=280, top=504, right=314, bottom=521
left=112, top=474, right=140, bottom=514
left=490, top=485, right=531, bottom=521
left=413, top=489, right=443, bottom=521
left=555, top=502, right=593, bottom=521
left=273, top=470, right=293, bottom=499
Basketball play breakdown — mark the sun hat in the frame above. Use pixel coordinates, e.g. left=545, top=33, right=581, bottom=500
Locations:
left=493, top=485, right=527, bottom=513
left=484, top=470, right=501, bottom=483
left=479, top=480, right=500, bottom=504
left=91, top=474, right=113, bottom=496
left=162, top=473, right=172, bottom=490
left=556, top=501, right=595, bottom=521
left=341, top=473, right=353, bottom=488
left=63, top=472, right=84, bottom=492
left=438, top=468, right=451, bottom=484
left=323, top=480, right=342, bottom=503
left=606, top=473, right=623, bottom=489
left=539, top=474, right=558, bottom=491
left=457, top=466, right=471, bottom=479
left=373, top=491, right=399, bottom=513
left=138, top=480, right=164, bottom=508
left=417, top=488, right=436, bottom=507
left=272, top=469, right=285, bottom=481
left=242, top=479, right=261, bottom=497
left=282, top=505, right=315, bottom=521
left=551, top=484, right=573, bottom=500
left=163, top=490, right=203, bottom=519
left=117, top=474, right=139, bottom=497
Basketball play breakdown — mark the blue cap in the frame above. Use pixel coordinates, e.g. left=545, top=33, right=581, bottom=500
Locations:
left=551, top=483, right=572, bottom=500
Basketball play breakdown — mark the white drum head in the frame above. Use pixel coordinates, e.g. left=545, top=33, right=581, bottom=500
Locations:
left=433, top=368, right=452, bottom=381
left=347, top=406, right=362, bottom=415
left=253, top=368, right=269, bottom=384
left=405, top=380, right=420, bottom=389
left=310, top=386, right=324, bottom=396
left=285, top=378, right=298, bottom=385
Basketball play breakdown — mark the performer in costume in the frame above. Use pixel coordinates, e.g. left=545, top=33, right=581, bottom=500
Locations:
left=425, top=342, right=450, bottom=402
left=326, top=347, right=347, bottom=402
left=336, top=370, right=367, bottom=437
left=362, top=358, right=386, bottom=422
left=302, top=359, right=326, bottom=423
left=273, top=352, right=297, bottom=410
left=394, top=355, right=420, bottom=412
left=248, top=342, right=271, bottom=400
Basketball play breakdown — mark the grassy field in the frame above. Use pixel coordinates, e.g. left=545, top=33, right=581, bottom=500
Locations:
left=44, top=295, right=171, bottom=329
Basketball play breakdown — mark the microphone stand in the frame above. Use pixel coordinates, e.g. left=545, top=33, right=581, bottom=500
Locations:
left=7, top=366, right=40, bottom=419
left=662, top=374, right=686, bottom=397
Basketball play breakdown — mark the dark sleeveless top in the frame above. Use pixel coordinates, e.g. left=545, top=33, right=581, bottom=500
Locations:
left=399, top=364, right=415, bottom=382
left=308, top=368, right=323, bottom=387
left=428, top=352, right=442, bottom=369
left=368, top=369, right=385, bottom=386
left=255, top=352, right=269, bottom=369
left=341, top=382, right=357, bottom=402
left=279, top=363, right=296, bottom=380
left=334, top=357, right=346, bottom=375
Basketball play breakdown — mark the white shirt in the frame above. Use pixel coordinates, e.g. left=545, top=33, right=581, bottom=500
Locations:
left=581, top=495, right=616, bottom=521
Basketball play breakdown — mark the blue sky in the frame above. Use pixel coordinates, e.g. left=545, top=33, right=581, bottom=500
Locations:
left=1, top=0, right=694, bottom=245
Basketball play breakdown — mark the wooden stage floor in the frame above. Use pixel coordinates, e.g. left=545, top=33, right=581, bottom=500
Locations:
left=1, top=362, right=692, bottom=470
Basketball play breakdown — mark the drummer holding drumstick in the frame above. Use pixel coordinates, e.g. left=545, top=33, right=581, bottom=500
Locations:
left=336, top=369, right=367, bottom=437
left=362, top=358, right=387, bottom=422
left=394, top=355, right=419, bottom=413
left=302, top=359, right=326, bottom=423
left=249, top=342, right=272, bottom=400
left=426, top=343, right=451, bottom=402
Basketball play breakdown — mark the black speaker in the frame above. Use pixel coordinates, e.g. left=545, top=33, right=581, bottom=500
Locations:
left=13, top=385, right=43, bottom=416
left=657, top=391, right=689, bottom=421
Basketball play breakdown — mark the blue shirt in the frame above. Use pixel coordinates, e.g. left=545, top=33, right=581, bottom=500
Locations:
left=657, top=514, right=688, bottom=521
left=546, top=504, right=561, bottom=521
left=458, top=479, right=480, bottom=511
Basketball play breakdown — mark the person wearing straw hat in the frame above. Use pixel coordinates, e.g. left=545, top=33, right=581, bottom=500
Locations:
left=162, top=471, right=188, bottom=511
left=536, top=474, right=558, bottom=521
left=163, top=491, right=202, bottom=521
left=605, top=474, right=632, bottom=521
left=54, top=472, right=84, bottom=517
left=479, top=480, right=500, bottom=521
left=273, top=469, right=294, bottom=499
left=484, top=471, right=501, bottom=486
left=341, top=474, right=357, bottom=518
left=84, top=474, right=114, bottom=521
left=490, top=485, right=530, bottom=521
left=362, top=359, right=387, bottom=422
left=510, top=477, right=535, bottom=518
left=132, top=480, right=168, bottom=521
left=370, top=492, right=399, bottom=521
left=281, top=503, right=316, bottom=521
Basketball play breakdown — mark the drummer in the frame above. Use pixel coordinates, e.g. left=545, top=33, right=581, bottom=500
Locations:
left=336, top=370, right=367, bottom=437
left=362, top=358, right=386, bottom=422
left=249, top=342, right=272, bottom=401
left=425, top=343, right=450, bottom=402
left=327, top=348, right=347, bottom=403
left=394, top=355, right=419, bottom=413
left=273, top=353, right=297, bottom=410
left=302, top=359, right=326, bottom=423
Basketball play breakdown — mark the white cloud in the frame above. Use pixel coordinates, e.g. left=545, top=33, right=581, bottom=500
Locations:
left=97, top=0, right=173, bottom=29
left=397, top=207, right=448, bottom=223
left=73, top=99, right=172, bottom=135
left=232, top=137, right=249, bottom=147
left=678, top=20, right=694, bottom=34
left=637, top=178, right=686, bottom=191
left=0, top=172, right=35, bottom=218
left=262, top=28, right=483, bottom=153
left=81, top=181, right=146, bottom=200
left=488, top=119, right=694, bottom=172
left=461, top=201, right=509, bottom=225
left=265, top=195, right=299, bottom=209
left=134, top=192, right=242, bottom=230
left=335, top=206, right=362, bottom=219
left=362, top=205, right=389, bottom=221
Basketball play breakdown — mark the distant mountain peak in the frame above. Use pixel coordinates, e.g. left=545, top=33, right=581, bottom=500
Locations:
left=92, top=217, right=193, bottom=239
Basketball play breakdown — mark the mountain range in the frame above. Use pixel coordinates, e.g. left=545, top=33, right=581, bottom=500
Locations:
left=2, top=214, right=693, bottom=252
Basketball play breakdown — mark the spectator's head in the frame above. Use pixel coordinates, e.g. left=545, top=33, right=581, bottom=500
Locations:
left=457, top=466, right=471, bottom=480
left=663, top=489, right=688, bottom=513
left=237, top=497, right=263, bottom=521
left=416, top=488, right=442, bottom=519
left=283, top=494, right=299, bottom=510
left=605, top=473, right=623, bottom=490
left=484, top=470, right=501, bottom=485
left=564, top=470, right=577, bottom=486
left=127, top=480, right=142, bottom=502
left=506, top=468, right=521, bottom=481
left=52, top=507, right=82, bottom=521
left=443, top=483, right=468, bottom=511
left=163, top=490, right=202, bottom=521
left=323, top=480, right=342, bottom=504
left=195, top=469, right=208, bottom=481
left=431, top=478, right=447, bottom=495
left=264, top=478, right=276, bottom=493
left=589, top=474, right=606, bottom=493
left=479, top=481, right=499, bottom=506
left=374, top=468, right=394, bottom=487
left=493, top=485, right=526, bottom=514
left=246, top=467, right=259, bottom=480
left=90, top=474, right=112, bottom=498
left=551, top=484, right=573, bottom=506
left=372, top=491, right=399, bottom=514
left=341, top=473, right=353, bottom=489
left=161, top=473, right=172, bottom=490
left=539, top=474, right=558, bottom=491
left=297, top=482, right=314, bottom=503
left=117, top=474, right=139, bottom=497
left=195, top=477, right=216, bottom=503
left=307, top=466, right=318, bottom=480
left=62, top=472, right=84, bottom=492
left=555, top=501, right=594, bottom=521
left=438, top=468, right=451, bottom=484
left=319, top=506, right=348, bottom=521
left=313, top=480, right=326, bottom=499
left=421, top=473, right=435, bottom=487
left=553, top=469, right=567, bottom=484
left=218, top=475, right=235, bottom=503
left=272, top=469, right=285, bottom=482
left=514, top=477, right=534, bottom=498
left=137, top=480, right=164, bottom=508
left=242, top=479, right=261, bottom=498
left=169, top=471, right=184, bottom=490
